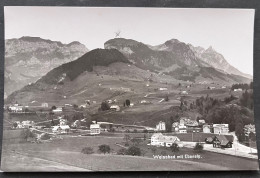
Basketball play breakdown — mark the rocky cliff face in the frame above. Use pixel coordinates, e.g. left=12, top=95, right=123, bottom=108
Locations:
left=188, top=44, right=252, bottom=79
left=4, top=36, right=89, bottom=97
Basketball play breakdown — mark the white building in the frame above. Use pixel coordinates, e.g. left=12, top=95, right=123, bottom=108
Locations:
left=213, top=124, right=229, bottom=134
left=178, top=125, right=187, bottom=133
left=90, top=123, right=101, bottom=135
left=159, top=88, right=168, bottom=91
left=41, top=103, right=48, bottom=108
left=180, top=91, right=188, bottom=95
left=203, top=124, right=211, bottom=133
left=234, top=88, right=243, bottom=92
left=53, top=107, right=63, bottom=113
left=8, top=104, right=23, bottom=112
left=52, top=125, right=70, bottom=134
left=151, top=133, right=181, bottom=147
left=110, top=105, right=120, bottom=111
left=156, top=121, right=166, bottom=131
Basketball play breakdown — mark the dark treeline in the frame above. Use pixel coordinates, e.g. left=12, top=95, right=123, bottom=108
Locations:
left=231, top=82, right=253, bottom=90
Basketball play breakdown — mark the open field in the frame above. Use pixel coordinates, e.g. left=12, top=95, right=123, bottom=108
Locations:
left=1, top=135, right=259, bottom=171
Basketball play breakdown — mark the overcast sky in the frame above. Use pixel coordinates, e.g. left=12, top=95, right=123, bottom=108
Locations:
left=4, top=7, right=255, bottom=75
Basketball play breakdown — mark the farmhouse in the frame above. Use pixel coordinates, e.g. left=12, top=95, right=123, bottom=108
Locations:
left=90, top=123, right=101, bottom=135
left=110, top=105, right=120, bottom=111
left=53, top=107, right=63, bottom=113
left=244, top=124, right=256, bottom=136
left=52, top=125, right=70, bottom=134
left=151, top=133, right=181, bottom=147
left=8, top=104, right=23, bottom=112
left=213, top=124, right=229, bottom=134
left=203, top=124, right=212, bottom=133
left=156, top=121, right=166, bottom=131
left=180, top=91, right=188, bottom=95
left=159, top=88, right=168, bottom=91
left=213, top=135, right=233, bottom=148
left=178, top=125, right=187, bottom=133
left=234, top=88, right=243, bottom=92
left=41, top=103, right=49, bottom=108
left=198, top=120, right=205, bottom=125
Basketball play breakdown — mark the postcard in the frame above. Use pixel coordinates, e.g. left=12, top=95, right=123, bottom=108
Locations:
left=1, top=7, right=258, bottom=171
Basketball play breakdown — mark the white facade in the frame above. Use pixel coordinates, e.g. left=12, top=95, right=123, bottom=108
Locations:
left=41, top=103, right=49, bottom=108
left=213, top=124, right=229, bottom=134
left=151, top=133, right=181, bottom=147
left=110, top=105, right=120, bottom=111
left=9, top=104, right=23, bottom=112
left=52, top=125, right=70, bottom=133
left=156, top=121, right=166, bottom=131
left=203, top=125, right=211, bottom=133
left=90, top=124, right=101, bottom=135
left=53, top=107, right=63, bottom=113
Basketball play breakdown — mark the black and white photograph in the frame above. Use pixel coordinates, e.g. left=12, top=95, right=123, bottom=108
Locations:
left=1, top=7, right=258, bottom=171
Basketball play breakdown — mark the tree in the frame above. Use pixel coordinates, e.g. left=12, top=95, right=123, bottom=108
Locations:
left=131, top=138, right=142, bottom=145
left=73, top=104, right=78, bottom=109
left=12, top=122, right=18, bottom=128
left=164, top=95, right=169, bottom=102
left=123, top=134, right=131, bottom=144
left=170, top=143, right=179, bottom=152
left=81, top=147, right=94, bottom=154
left=100, top=102, right=110, bottom=111
left=193, top=143, right=203, bottom=152
left=249, top=132, right=256, bottom=142
left=117, top=148, right=127, bottom=155
left=99, top=144, right=111, bottom=154
left=74, top=120, right=81, bottom=129
left=151, top=147, right=157, bottom=155
left=51, top=106, right=57, bottom=110
left=125, top=99, right=130, bottom=107
left=51, top=119, right=55, bottom=126
left=22, top=129, right=35, bottom=141
left=126, top=146, right=141, bottom=156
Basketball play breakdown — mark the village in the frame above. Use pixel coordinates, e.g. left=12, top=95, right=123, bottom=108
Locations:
left=4, top=89, right=257, bottom=161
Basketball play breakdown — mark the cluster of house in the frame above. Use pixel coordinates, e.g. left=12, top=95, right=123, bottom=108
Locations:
left=52, top=117, right=70, bottom=134
left=14, top=120, right=35, bottom=128
left=155, top=117, right=230, bottom=134
left=8, top=104, right=23, bottom=112
left=205, top=135, right=233, bottom=148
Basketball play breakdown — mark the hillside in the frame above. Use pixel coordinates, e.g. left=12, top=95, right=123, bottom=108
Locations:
left=5, top=36, right=89, bottom=97
left=6, top=48, right=132, bottom=104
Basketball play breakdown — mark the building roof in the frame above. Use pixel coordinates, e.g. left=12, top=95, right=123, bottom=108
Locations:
left=90, top=124, right=100, bottom=129
left=213, top=124, right=228, bottom=128
left=215, top=135, right=232, bottom=145
left=52, top=125, right=70, bottom=130
left=151, top=133, right=180, bottom=143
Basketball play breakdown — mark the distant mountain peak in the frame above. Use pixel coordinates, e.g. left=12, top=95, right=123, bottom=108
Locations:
left=206, top=46, right=215, bottom=52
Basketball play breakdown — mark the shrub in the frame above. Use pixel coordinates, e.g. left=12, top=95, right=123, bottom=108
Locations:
left=39, top=133, right=50, bottom=140
left=100, top=102, right=110, bottom=111
left=126, top=146, right=141, bottom=156
left=117, top=148, right=127, bottom=155
left=170, top=143, right=179, bottom=152
left=161, top=151, right=167, bottom=156
left=98, top=144, right=111, bottom=154
left=194, top=143, right=203, bottom=152
left=81, top=147, right=94, bottom=154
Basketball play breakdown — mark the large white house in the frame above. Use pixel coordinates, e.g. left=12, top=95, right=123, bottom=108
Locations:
left=90, top=123, right=101, bottom=135
left=52, top=125, right=70, bottom=133
left=156, top=121, right=166, bottom=131
left=213, top=124, right=229, bottom=134
left=53, top=107, right=63, bottom=113
left=151, top=133, right=181, bottom=147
